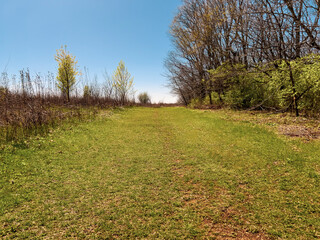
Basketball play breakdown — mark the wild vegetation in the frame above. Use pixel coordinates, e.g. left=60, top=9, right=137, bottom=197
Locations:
left=1, top=107, right=320, bottom=239
left=0, top=51, right=135, bottom=143
left=166, top=0, right=320, bottom=116
left=112, top=60, right=135, bottom=105
left=138, top=92, right=151, bottom=104
left=55, top=46, right=80, bottom=103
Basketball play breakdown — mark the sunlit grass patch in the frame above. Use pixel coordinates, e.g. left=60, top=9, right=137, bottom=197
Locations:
left=1, top=107, right=320, bottom=239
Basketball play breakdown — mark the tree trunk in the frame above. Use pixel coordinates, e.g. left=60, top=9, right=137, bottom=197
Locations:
left=286, top=61, right=299, bottom=117
left=208, top=92, right=213, bottom=105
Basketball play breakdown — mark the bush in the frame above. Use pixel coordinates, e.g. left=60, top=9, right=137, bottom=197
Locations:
left=138, top=92, right=151, bottom=104
left=224, top=75, right=266, bottom=109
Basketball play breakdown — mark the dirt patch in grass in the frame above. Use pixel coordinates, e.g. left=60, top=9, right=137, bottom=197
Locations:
left=158, top=110, right=271, bottom=239
left=171, top=163, right=270, bottom=239
left=278, top=124, right=320, bottom=139
left=210, top=109, right=320, bottom=140
left=204, top=222, right=269, bottom=240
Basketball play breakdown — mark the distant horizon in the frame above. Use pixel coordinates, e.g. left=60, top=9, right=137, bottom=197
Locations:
left=0, top=0, right=182, bottom=103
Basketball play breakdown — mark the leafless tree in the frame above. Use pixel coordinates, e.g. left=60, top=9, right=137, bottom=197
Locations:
left=166, top=0, right=320, bottom=115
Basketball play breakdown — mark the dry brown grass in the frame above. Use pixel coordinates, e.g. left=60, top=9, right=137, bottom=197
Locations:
left=0, top=72, right=127, bottom=143
left=206, top=109, right=320, bottom=140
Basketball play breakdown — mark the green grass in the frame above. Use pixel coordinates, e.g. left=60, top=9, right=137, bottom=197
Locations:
left=1, top=107, right=320, bottom=239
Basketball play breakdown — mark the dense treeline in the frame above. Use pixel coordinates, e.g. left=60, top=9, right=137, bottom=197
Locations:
left=166, top=0, right=320, bottom=116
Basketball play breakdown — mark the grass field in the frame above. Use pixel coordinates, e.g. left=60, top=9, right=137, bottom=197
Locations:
left=1, top=107, right=320, bottom=239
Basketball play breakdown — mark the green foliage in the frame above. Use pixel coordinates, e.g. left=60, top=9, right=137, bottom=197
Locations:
left=278, top=56, right=318, bottom=112
left=112, top=60, right=134, bottom=105
left=189, top=95, right=214, bottom=108
left=138, top=92, right=151, bottom=104
left=209, top=92, right=224, bottom=105
left=205, top=54, right=320, bottom=114
left=83, top=85, right=92, bottom=98
left=0, top=86, right=7, bottom=94
left=55, top=46, right=79, bottom=102
left=208, top=63, right=264, bottom=109
left=247, top=55, right=320, bottom=115
left=188, top=98, right=203, bottom=108
left=224, top=82, right=264, bottom=109
left=0, top=86, right=8, bottom=103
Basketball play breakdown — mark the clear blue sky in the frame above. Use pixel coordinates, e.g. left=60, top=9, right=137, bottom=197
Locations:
left=0, top=0, right=181, bottom=103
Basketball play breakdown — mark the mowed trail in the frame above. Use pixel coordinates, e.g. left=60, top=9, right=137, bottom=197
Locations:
left=1, top=108, right=320, bottom=239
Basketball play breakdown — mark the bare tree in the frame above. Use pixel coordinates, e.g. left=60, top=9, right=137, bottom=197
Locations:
left=166, top=0, right=320, bottom=115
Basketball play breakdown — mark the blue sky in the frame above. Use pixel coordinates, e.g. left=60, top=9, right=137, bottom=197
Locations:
left=0, top=0, right=181, bottom=103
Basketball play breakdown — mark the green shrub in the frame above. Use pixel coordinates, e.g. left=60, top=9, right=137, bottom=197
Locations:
left=138, top=92, right=151, bottom=104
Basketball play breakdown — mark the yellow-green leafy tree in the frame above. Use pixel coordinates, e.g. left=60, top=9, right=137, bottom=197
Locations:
left=112, top=60, right=134, bottom=105
left=55, top=46, right=79, bottom=102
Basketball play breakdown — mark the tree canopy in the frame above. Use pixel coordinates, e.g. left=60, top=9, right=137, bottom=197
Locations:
left=112, top=60, right=134, bottom=105
left=55, top=46, right=79, bottom=102
left=166, top=0, right=320, bottom=116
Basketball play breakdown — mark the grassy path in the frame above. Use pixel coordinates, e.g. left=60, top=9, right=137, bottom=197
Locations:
left=1, top=107, right=320, bottom=239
